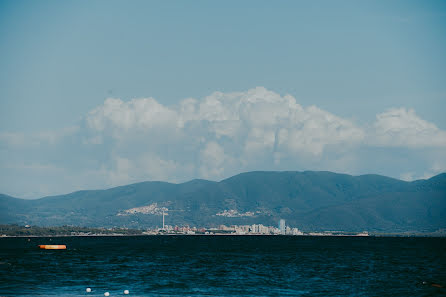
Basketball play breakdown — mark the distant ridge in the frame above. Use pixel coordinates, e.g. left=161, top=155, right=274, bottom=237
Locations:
left=1, top=171, right=445, bottom=232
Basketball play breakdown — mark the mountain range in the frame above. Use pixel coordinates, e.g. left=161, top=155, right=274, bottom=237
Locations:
left=1, top=171, right=445, bottom=232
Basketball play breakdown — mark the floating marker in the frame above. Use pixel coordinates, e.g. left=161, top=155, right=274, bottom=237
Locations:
left=104, top=292, right=110, bottom=296
left=38, top=245, right=66, bottom=250
left=124, top=289, right=129, bottom=294
left=86, top=288, right=91, bottom=293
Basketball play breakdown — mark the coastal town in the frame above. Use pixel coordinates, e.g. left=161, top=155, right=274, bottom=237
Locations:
left=149, top=220, right=305, bottom=236
left=146, top=222, right=369, bottom=236
left=0, top=220, right=370, bottom=237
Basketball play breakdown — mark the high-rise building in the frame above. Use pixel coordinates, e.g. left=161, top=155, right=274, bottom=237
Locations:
left=279, top=219, right=286, bottom=235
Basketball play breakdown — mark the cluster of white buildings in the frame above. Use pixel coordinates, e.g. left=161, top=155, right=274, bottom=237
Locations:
left=160, top=225, right=202, bottom=234
left=148, top=219, right=304, bottom=235
left=215, top=220, right=303, bottom=235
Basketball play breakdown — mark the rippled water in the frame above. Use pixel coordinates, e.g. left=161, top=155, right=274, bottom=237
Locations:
left=0, top=236, right=445, bottom=296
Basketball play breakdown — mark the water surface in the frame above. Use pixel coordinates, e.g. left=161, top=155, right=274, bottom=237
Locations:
left=0, top=236, right=445, bottom=296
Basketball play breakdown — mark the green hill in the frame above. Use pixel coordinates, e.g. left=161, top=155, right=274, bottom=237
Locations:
left=1, top=171, right=445, bottom=232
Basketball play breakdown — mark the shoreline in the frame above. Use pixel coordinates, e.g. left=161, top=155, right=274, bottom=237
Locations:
left=1, top=233, right=446, bottom=238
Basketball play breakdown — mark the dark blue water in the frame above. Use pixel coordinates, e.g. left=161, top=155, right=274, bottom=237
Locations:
left=0, top=236, right=445, bottom=296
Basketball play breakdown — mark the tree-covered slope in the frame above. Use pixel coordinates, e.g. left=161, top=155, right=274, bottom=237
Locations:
left=1, top=171, right=445, bottom=231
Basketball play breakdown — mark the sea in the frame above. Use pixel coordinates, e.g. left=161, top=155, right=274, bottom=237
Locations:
left=0, top=236, right=445, bottom=296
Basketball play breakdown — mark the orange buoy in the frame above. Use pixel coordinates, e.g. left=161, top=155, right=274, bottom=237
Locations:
left=38, top=245, right=66, bottom=250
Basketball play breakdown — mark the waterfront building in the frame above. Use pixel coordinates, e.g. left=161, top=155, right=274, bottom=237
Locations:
left=259, top=224, right=269, bottom=234
left=279, top=219, right=286, bottom=235
left=291, top=227, right=303, bottom=235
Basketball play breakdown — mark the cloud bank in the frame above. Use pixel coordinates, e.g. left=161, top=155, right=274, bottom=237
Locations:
left=84, top=87, right=366, bottom=181
left=1, top=87, right=445, bottom=198
left=372, top=108, right=446, bottom=148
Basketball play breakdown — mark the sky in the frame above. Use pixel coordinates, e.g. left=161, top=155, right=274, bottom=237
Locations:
left=0, top=0, right=446, bottom=198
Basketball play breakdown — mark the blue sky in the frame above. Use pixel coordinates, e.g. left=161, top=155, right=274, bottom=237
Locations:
left=1, top=0, right=446, bottom=198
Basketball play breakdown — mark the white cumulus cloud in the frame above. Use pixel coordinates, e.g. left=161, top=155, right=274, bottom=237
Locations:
left=86, top=97, right=179, bottom=138
left=83, top=87, right=366, bottom=182
left=199, top=141, right=232, bottom=179
left=2, top=87, right=445, bottom=198
left=371, top=108, right=446, bottom=148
